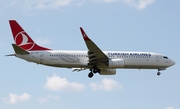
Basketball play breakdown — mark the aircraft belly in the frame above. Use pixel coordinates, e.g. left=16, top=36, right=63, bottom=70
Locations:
left=43, top=64, right=88, bottom=68
left=123, top=65, right=161, bottom=69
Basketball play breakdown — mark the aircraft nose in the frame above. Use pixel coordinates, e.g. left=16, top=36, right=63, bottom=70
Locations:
left=171, top=60, right=175, bottom=66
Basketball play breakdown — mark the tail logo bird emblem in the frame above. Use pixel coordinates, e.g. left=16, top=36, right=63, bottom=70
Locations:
left=15, top=31, right=35, bottom=51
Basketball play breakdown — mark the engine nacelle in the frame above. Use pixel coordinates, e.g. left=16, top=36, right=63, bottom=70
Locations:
left=99, top=69, right=116, bottom=75
left=108, top=59, right=124, bottom=68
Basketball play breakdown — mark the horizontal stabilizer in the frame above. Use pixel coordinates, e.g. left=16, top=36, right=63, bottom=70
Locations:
left=5, top=54, right=16, bottom=56
left=12, top=44, right=29, bottom=54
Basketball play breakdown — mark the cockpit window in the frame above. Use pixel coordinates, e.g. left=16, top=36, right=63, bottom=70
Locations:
left=163, top=56, right=168, bottom=59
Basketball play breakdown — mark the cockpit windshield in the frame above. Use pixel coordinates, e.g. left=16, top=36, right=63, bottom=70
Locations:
left=163, top=56, right=168, bottom=59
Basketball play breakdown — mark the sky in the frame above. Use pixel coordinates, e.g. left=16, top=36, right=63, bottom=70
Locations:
left=0, top=0, right=180, bottom=109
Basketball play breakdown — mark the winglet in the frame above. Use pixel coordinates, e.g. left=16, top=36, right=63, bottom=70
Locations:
left=80, top=27, right=91, bottom=41
left=12, top=44, right=29, bottom=54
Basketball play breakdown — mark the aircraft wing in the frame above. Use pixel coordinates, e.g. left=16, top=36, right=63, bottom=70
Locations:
left=80, top=27, right=108, bottom=66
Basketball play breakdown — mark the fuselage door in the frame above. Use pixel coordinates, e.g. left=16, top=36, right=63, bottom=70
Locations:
left=156, top=56, right=160, bottom=62
left=40, top=52, right=44, bottom=63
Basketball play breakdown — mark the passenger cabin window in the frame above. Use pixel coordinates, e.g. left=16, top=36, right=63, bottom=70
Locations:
left=163, top=56, right=168, bottom=59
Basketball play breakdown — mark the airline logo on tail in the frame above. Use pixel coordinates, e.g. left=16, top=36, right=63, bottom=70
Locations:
left=15, top=31, right=35, bottom=51
left=9, top=20, right=51, bottom=51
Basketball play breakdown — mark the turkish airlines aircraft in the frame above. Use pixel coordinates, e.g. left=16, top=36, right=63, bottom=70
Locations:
left=7, top=20, right=175, bottom=78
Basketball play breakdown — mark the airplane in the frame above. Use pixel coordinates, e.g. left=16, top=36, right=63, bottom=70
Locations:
left=7, top=20, right=175, bottom=78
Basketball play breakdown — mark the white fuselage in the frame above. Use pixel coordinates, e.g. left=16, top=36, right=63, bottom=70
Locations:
left=15, top=50, right=175, bottom=70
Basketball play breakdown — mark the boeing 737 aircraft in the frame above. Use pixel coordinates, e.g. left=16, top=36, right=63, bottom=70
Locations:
left=7, top=20, right=175, bottom=78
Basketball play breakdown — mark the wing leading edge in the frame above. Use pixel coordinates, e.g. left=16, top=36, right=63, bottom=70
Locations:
left=80, top=27, right=108, bottom=66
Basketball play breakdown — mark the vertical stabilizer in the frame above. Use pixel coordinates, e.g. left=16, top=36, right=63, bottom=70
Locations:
left=9, top=20, right=51, bottom=51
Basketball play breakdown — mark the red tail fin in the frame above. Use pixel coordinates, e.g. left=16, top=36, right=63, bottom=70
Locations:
left=9, top=20, right=51, bottom=51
